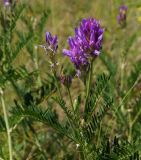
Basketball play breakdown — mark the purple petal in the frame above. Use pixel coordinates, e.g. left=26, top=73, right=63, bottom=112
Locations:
left=63, top=49, right=72, bottom=56
left=52, top=36, right=57, bottom=45
left=98, top=34, right=103, bottom=41
left=94, top=50, right=100, bottom=56
left=46, top=32, right=52, bottom=43
left=68, top=37, right=76, bottom=48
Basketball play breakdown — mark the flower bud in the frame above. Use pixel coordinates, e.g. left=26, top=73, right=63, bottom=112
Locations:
left=117, top=5, right=128, bottom=27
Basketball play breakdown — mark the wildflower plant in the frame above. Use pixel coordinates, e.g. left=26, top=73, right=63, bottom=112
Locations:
left=0, top=1, right=141, bottom=160
left=117, top=5, right=128, bottom=27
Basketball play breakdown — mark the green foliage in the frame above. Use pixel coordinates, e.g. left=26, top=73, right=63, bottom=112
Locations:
left=12, top=31, right=33, bottom=60
left=99, top=137, right=141, bottom=160
left=100, top=51, right=116, bottom=75
left=84, top=73, right=111, bottom=120
left=128, top=60, right=141, bottom=88
left=10, top=4, right=26, bottom=32
left=11, top=103, right=67, bottom=134
left=53, top=97, right=77, bottom=123
left=83, top=97, right=113, bottom=142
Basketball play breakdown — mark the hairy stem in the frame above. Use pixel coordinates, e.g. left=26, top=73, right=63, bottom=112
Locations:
left=0, top=88, right=12, bottom=160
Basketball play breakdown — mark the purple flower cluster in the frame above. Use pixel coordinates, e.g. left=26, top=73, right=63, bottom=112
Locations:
left=63, top=18, right=104, bottom=70
left=4, top=0, right=12, bottom=6
left=117, top=5, right=128, bottom=25
left=46, top=32, right=58, bottom=52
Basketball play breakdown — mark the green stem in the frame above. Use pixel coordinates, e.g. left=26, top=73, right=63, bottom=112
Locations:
left=0, top=88, right=12, bottom=160
left=67, top=87, right=74, bottom=112
left=128, top=106, right=141, bottom=141
left=85, top=60, right=94, bottom=114
left=79, top=147, right=85, bottom=160
left=33, top=46, right=42, bottom=87
left=33, top=46, right=42, bottom=86
left=120, top=51, right=124, bottom=91
left=128, top=113, right=132, bottom=142
left=96, top=121, right=102, bottom=148
left=82, top=146, right=88, bottom=160
left=86, top=60, right=93, bottom=98
left=132, top=108, right=141, bottom=127
left=53, top=70, right=62, bottom=99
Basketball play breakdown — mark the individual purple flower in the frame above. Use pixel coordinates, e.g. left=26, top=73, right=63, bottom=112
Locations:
left=117, top=5, right=128, bottom=26
left=45, top=32, right=58, bottom=52
left=63, top=18, right=104, bottom=71
left=4, top=0, right=12, bottom=6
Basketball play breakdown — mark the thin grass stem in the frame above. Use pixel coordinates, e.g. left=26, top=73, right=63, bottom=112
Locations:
left=0, top=88, right=12, bottom=160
